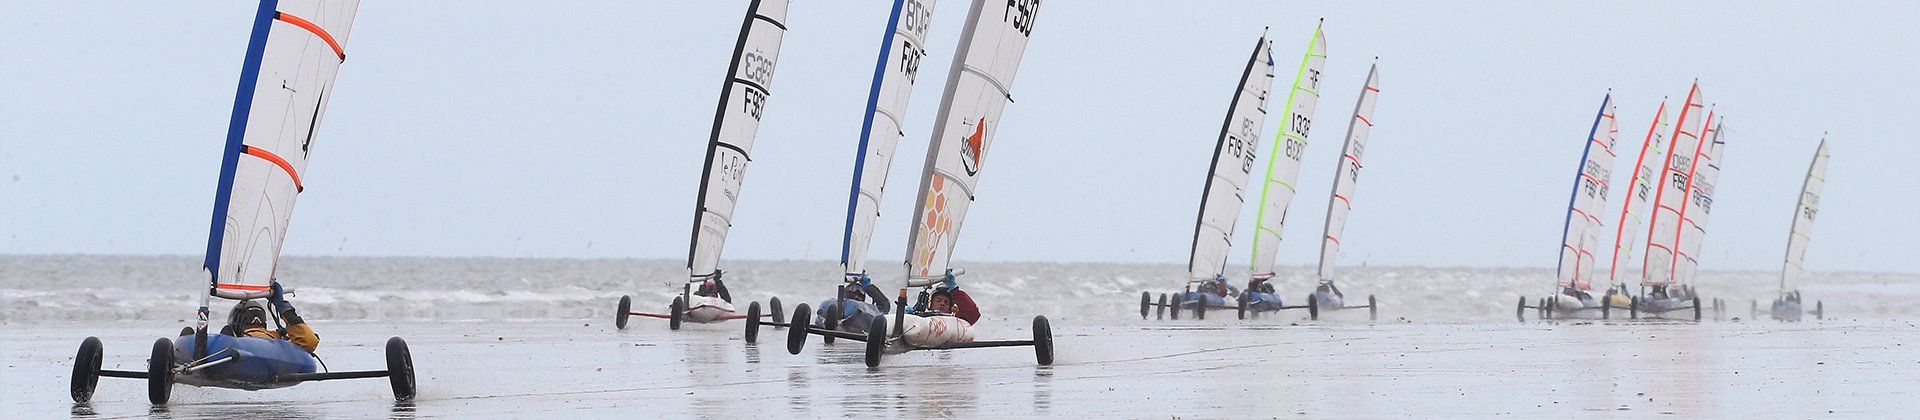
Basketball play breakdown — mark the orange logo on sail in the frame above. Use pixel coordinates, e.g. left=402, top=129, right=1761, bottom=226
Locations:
left=959, top=117, right=985, bottom=176
left=917, top=176, right=951, bottom=276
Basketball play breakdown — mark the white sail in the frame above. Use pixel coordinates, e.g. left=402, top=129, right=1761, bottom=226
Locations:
left=1248, top=22, right=1327, bottom=279
left=1675, top=119, right=1726, bottom=285
left=1555, top=93, right=1617, bottom=288
left=1316, top=63, right=1379, bottom=282
left=202, top=0, right=360, bottom=300
left=1781, top=139, right=1828, bottom=294
left=1185, top=30, right=1276, bottom=283
left=841, top=0, right=939, bottom=277
left=903, top=0, right=1041, bottom=285
left=688, top=0, right=790, bottom=279
left=1607, top=100, right=1669, bottom=286
left=1641, top=83, right=1707, bottom=287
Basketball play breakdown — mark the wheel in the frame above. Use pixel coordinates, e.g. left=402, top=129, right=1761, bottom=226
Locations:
left=1156, top=294, right=1168, bottom=320
left=615, top=295, right=632, bottom=330
left=786, top=303, right=811, bottom=355
left=823, top=302, right=841, bottom=345
left=1368, top=295, right=1378, bottom=321
left=744, top=301, right=763, bottom=344
left=1140, top=291, right=1152, bottom=320
left=769, top=297, right=785, bottom=326
left=386, top=337, right=416, bottom=402
left=71, top=337, right=103, bottom=403
left=1515, top=296, right=1527, bottom=322
left=865, top=316, right=888, bottom=368
left=1237, top=294, right=1249, bottom=320
left=1815, top=301, right=1824, bottom=320
left=1194, top=299, right=1206, bottom=320
left=1307, top=294, right=1320, bottom=321
left=669, top=296, right=685, bottom=331
left=1693, top=297, right=1703, bottom=321
left=1751, top=300, right=1759, bottom=320
left=1169, top=295, right=1181, bottom=320
left=147, top=338, right=174, bottom=405
left=1537, top=298, right=1547, bottom=319
left=1545, top=296, right=1556, bottom=320
left=1033, top=316, right=1054, bottom=366
left=1629, top=296, right=1639, bottom=319
left=1602, top=293, right=1612, bottom=319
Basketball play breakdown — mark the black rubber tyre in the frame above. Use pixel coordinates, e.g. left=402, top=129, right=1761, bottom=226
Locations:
left=823, top=302, right=841, bottom=345
left=1169, top=295, right=1181, bottom=320
left=1237, top=294, right=1249, bottom=320
left=1140, top=292, right=1152, bottom=320
left=1368, top=295, right=1378, bottom=321
left=1815, top=301, right=1824, bottom=320
left=865, top=316, right=888, bottom=368
left=1515, top=296, right=1527, bottom=322
left=669, top=296, right=685, bottom=331
left=1156, top=294, right=1168, bottom=320
left=386, top=337, right=416, bottom=402
left=1308, top=294, right=1320, bottom=321
left=769, top=297, right=785, bottom=327
left=1602, top=293, right=1612, bottom=319
left=1545, top=296, right=1556, bottom=320
left=744, top=301, right=763, bottom=344
left=615, top=295, right=632, bottom=330
left=1629, top=296, right=1639, bottom=319
left=786, top=303, right=811, bottom=355
left=1693, top=297, right=1703, bottom=321
left=72, top=337, right=103, bottom=403
left=178, top=327, right=194, bottom=337
left=1537, top=298, right=1547, bottom=319
left=1194, top=299, right=1206, bottom=320
left=147, top=338, right=173, bottom=405
left=1033, top=316, right=1054, bottom=366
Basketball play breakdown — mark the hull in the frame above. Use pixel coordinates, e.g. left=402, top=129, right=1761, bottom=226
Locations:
left=1174, top=291, right=1235, bottom=309
left=1244, top=292, right=1286, bottom=311
left=894, top=314, right=974, bottom=351
left=1314, top=290, right=1346, bottom=309
left=814, top=299, right=883, bottom=332
left=172, top=333, right=319, bottom=390
left=1771, top=299, right=1803, bottom=322
left=685, top=295, right=738, bottom=323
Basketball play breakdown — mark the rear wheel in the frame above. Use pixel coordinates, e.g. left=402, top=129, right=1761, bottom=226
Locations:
left=1194, top=299, right=1206, bottom=320
left=615, top=295, right=632, bottom=330
left=386, top=337, right=416, bottom=402
left=1815, top=301, right=1824, bottom=320
left=1156, top=294, right=1168, bottom=320
left=1139, top=292, right=1152, bottom=320
left=1307, top=294, right=1320, bottom=321
left=865, top=316, right=888, bottom=368
left=786, top=304, right=812, bottom=355
left=1515, top=296, right=1527, bottom=322
left=1544, top=296, right=1556, bottom=320
left=147, top=338, right=174, bottom=405
left=669, top=297, right=685, bottom=331
left=71, top=337, right=103, bottom=403
left=1237, top=294, right=1249, bottom=320
left=822, top=302, right=841, bottom=345
left=1602, top=293, right=1613, bottom=319
left=744, top=301, right=763, bottom=344
left=1169, top=295, right=1181, bottom=320
left=769, top=297, right=785, bottom=327
left=1368, top=295, right=1378, bottom=321
left=1629, top=296, right=1639, bottom=319
left=1033, top=316, right=1054, bottom=366
left=1693, top=297, right=1703, bottom=321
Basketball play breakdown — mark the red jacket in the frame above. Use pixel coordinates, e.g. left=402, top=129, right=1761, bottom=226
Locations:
left=948, top=289, right=981, bottom=325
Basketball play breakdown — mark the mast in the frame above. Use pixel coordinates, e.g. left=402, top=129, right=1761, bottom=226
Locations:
left=1248, top=21, right=1327, bottom=280
left=1781, top=138, right=1829, bottom=295
left=686, top=0, right=790, bottom=280
left=1555, top=93, right=1617, bottom=289
left=902, top=0, right=1042, bottom=286
left=1186, top=29, right=1276, bottom=283
left=841, top=0, right=939, bottom=278
left=1317, top=61, right=1379, bottom=283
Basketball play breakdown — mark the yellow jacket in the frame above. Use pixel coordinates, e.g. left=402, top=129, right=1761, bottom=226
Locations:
left=243, top=318, right=319, bottom=353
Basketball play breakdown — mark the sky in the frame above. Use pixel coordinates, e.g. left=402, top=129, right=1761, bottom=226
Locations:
left=2, top=1, right=1916, bottom=272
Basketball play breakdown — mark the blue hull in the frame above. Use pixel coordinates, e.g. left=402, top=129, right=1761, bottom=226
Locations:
left=814, top=299, right=883, bottom=332
left=173, top=333, right=319, bottom=390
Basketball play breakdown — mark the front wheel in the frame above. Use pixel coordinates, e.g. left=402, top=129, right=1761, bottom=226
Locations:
left=1602, top=293, right=1613, bottom=319
left=71, top=337, right=103, bottom=403
left=786, top=303, right=812, bottom=355
left=865, top=316, right=888, bottom=368
left=147, top=338, right=174, bottom=405
left=1237, top=294, right=1249, bottom=320
left=1307, top=294, right=1320, bottom=321
left=744, top=301, right=763, bottom=344
left=769, top=297, right=785, bottom=327
left=1139, top=292, right=1152, bottom=320
left=1515, top=296, right=1527, bottom=322
left=669, top=296, right=686, bottom=331
left=1629, top=296, right=1639, bottom=319
left=822, top=302, right=841, bottom=345
left=1033, top=316, right=1054, bottom=366
left=615, top=295, right=632, bottom=330
left=1156, top=294, right=1168, bottom=320
left=386, top=337, right=416, bottom=402
left=1693, top=297, right=1703, bottom=321
left=1368, top=295, right=1378, bottom=321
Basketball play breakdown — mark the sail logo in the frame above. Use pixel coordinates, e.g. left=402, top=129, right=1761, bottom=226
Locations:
left=917, top=177, right=953, bottom=276
left=959, top=117, right=986, bottom=176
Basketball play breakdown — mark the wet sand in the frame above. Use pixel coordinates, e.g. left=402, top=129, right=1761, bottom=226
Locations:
left=6, top=316, right=1916, bottom=417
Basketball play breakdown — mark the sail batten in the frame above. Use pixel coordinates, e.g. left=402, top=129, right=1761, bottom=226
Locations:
left=841, top=0, right=940, bottom=276
left=903, top=0, right=1041, bottom=285
left=203, top=0, right=360, bottom=300
left=1248, top=23, right=1327, bottom=278
left=1185, top=30, right=1276, bottom=283
left=1317, top=63, right=1379, bottom=282
left=1781, top=139, right=1828, bottom=294
left=687, top=0, right=790, bottom=279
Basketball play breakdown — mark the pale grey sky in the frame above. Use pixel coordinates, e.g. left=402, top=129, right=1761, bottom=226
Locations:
left=2, top=1, right=1915, bottom=272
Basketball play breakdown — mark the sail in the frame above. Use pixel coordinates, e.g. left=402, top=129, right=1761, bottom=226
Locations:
left=1248, top=22, right=1327, bottom=278
left=1781, top=139, right=1828, bottom=294
left=1316, top=63, right=1379, bottom=282
left=201, top=0, right=360, bottom=300
left=687, top=0, right=790, bottom=279
left=1607, top=100, right=1669, bottom=285
left=902, top=0, right=1041, bottom=285
left=841, top=0, right=940, bottom=277
left=1675, top=119, right=1726, bottom=285
left=1555, top=93, right=1617, bottom=288
left=1185, top=30, right=1277, bottom=283
left=1641, top=82, right=1707, bottom=286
